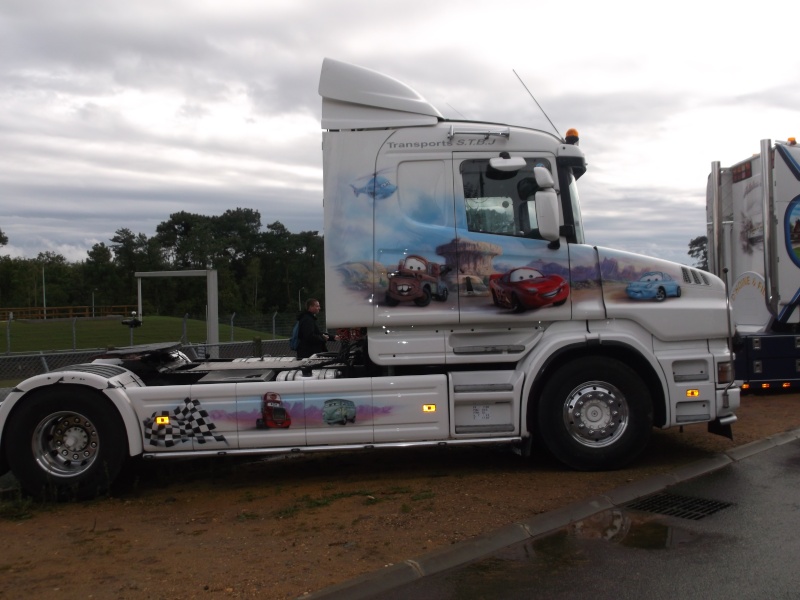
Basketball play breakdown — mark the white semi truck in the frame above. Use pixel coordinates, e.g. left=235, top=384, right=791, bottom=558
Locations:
left=707, top=138, right=800, bottom=392
left=0, top=59, right=739, bottom=500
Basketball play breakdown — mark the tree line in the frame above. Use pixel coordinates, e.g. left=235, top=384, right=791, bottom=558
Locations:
left=0, top=209, right=324, bottom=318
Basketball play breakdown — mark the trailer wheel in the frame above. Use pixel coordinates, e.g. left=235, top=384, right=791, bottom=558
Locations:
left=5, top=386, right=127, bottom=500
left=536, top=357, right=653, bottom=470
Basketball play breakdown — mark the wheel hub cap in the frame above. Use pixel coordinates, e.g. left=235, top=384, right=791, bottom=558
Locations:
left=563, top=382, right=630, bottom=448
left=34, top=412, right=100, bottom=477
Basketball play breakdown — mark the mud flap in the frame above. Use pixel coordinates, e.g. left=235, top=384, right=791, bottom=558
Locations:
left=708, top=418, right=733, bottom=440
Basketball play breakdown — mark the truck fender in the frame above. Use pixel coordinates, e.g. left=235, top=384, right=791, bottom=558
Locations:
left=517, top=321, right=668, bottom=436
left=0, top=371, right=145, bottom=460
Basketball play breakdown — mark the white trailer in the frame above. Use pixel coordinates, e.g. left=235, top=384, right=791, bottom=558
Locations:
left=0, top=59, right=739, bottom=500
left=708, top=138, right=800, bottom=391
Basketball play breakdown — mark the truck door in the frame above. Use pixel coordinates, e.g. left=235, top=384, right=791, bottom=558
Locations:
left=452, top=153, right=571, bottom=325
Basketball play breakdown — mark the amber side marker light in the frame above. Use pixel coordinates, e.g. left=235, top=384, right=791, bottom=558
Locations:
left=782, top=382, right=792, bottom=388
left=761, top=383, right=771, bottom=389
left=156, top=416, right=170, bottom=425
left=423, top=404, right=436, bottom=413
left=742, top=383, right=751, bottom=390
left=686, top=389, right=700, bottom=397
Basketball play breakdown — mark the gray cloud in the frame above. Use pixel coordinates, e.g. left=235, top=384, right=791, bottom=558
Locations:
left=1, top=0, right=796, bottom=268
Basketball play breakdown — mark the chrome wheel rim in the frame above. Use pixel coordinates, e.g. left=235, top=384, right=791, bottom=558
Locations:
left=32, top=411, right=100, bottom=477
left=562, top=381, right=629, bottom=448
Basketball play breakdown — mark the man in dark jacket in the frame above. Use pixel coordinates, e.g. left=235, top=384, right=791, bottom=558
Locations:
left=296, top=298, right=338, bottom=359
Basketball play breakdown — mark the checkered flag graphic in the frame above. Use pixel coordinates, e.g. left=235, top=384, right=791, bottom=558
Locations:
left=143, top=397, right=227, bottom=447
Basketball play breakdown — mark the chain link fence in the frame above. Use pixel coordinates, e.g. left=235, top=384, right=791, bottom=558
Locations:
left=3, top=311, right=330, bottom=352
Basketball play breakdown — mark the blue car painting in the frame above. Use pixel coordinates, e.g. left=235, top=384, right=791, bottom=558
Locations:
left=625, top=271, right=682, bottom=302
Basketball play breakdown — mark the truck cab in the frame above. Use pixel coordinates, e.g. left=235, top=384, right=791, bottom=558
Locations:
left=0, top=59, right=739, bottom=501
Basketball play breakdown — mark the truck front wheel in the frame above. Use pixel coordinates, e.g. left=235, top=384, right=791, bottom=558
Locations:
left=536, top=357, right=653, bottom=470
left=5, top=386, right=128, bottom=500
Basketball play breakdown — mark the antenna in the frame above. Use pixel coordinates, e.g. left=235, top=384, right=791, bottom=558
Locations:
left=446, top=103, right=468, bottom=120
left=512, top=69, right=562, bottom=140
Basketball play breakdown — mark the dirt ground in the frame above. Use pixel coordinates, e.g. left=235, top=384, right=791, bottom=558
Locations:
left=0, top=392, right=798, bottom=600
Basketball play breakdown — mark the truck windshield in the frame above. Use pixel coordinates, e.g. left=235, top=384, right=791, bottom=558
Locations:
left=565, top=170, right=585, bottom=244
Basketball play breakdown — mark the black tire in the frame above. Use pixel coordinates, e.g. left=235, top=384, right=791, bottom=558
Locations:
left=511, top=293, right=525, bottom=313
left=655, top=287, right=667, bottom=302
left=5, top=386, right=128, bottom=501
left=535, top=357, right=653, bottom=471
left=414, top=287, right=432, bottom=307
left=676, top=286, right=682, bottom=298
left=436, top=286, right=448, bottom=302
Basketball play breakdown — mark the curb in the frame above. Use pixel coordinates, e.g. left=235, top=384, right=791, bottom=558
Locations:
left=302, top=428, right=800, bottom=600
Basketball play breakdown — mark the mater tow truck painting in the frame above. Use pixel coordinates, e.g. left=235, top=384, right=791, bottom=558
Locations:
left=385, top=255, right=450, bottom=306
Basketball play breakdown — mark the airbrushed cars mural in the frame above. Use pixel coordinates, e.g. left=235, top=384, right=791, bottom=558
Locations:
left=385, top=255, right=450, bottom=307
left=489, top=267, right=570, bottom=312
left=625, top=271, right=682, bottom=302
left=323, top=398, right=357, bottom=425
left=255, top=392, right=292, bottom=429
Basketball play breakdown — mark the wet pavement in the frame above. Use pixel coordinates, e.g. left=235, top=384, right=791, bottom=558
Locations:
left=309, top=431, right=800, bottom=600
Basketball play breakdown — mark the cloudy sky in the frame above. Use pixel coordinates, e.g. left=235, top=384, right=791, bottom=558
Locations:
left=2, top=0, right=798, bottom=265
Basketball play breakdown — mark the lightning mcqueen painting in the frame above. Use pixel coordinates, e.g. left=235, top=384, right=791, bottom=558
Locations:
left=489, top=267, right=570, bottom=312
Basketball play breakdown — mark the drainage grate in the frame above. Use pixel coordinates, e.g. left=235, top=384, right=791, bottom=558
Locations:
left=625, top=492, right=733, bottom=521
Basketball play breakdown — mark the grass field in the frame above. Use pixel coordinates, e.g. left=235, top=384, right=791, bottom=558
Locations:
left=1, top=316, right=276, bottom=354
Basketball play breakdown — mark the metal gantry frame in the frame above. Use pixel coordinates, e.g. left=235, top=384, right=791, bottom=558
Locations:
left=134, top=270, right=219, bottom=357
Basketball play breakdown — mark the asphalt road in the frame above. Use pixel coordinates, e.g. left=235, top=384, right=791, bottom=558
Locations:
left=310, top=431, right=800, bottom=600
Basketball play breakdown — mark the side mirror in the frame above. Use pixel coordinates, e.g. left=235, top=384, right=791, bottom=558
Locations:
left=533, top=166, right=555, bottom=188
left=530, top=166, right=559, bottom=241
left=535, top=190, right=560, bottom=242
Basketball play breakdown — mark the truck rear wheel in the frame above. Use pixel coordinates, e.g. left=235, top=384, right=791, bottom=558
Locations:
left=536, top=357, right=653, bottom=470
left=5, top=386, right=127, bottom=500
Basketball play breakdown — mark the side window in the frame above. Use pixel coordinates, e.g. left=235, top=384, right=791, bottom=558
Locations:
left=397, top=160, right=450, bottom=226
left=460, top=158, right=551, bottom=237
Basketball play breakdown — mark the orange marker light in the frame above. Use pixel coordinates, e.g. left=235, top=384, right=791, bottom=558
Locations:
left=565, top=128, right=580, bottom=145
left=423, top=404, right=436, bottom=413
left=686, top=389, right=700, bottom=397
left=156, top=416, right=170, bottom=425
